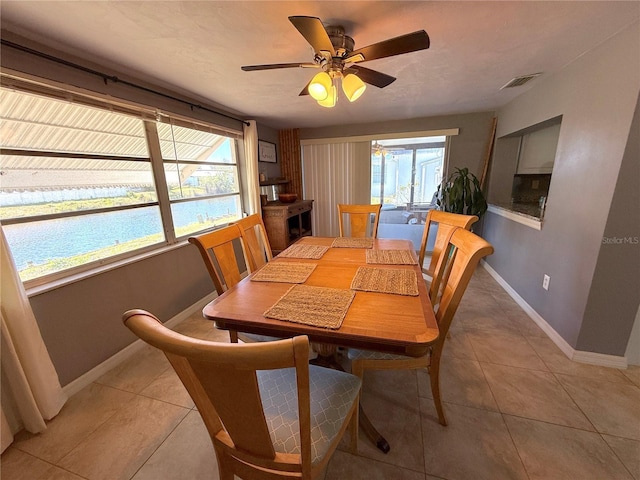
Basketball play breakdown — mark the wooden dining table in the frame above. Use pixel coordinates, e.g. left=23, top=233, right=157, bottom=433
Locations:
left=202, top=236, right=440, bottom=452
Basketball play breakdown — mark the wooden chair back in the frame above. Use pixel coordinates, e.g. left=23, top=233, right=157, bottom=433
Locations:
left=433, top=228, right=494, bottom=350
left=418, top=210, right=478, bottom=277
left=122, top=310, right=316, bottom=478
left=188, top=224, right=247, bottom=295
left=337, top=204, right=382, bottom=238
left=231, top=214, right=273, bottom=271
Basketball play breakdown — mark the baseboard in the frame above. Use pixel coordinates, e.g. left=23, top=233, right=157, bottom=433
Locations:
left=571, top=350, right=628, bottom=369
left=62, top=292, right=219, bottom=397
left=480, top=261, right=628, bottom=369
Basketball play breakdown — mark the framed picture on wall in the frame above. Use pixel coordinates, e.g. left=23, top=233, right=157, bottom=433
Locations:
left=258, top=140, right=277, bottom=163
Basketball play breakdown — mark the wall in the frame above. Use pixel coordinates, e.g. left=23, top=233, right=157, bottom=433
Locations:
left=578, top=92, right=640, bottom=356
left=256, top=123, right=281, bottom=179
left=484, top=22, right=640, bottom=356
left=299, top=111, right=496, bottom=182
left=29, top=246, right=214, bottom=386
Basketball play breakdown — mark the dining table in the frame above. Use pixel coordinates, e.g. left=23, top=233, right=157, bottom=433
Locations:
left=202, top=235, right=440, bottom=453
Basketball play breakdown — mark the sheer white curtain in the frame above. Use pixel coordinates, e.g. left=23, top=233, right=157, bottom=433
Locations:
left=1, top=227, right=67, bottom=452
left=301, top=141, right=371, bottom=237
left=242, top=120, right=261, bottom=215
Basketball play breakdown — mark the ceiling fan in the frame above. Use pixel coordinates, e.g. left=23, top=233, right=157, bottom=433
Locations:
left=241, top=16, right=430, bottom=107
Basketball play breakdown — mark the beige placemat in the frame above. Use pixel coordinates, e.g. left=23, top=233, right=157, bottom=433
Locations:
left=366, top=249, right=418, bottom=265
left=278, top=244, right=330, bottom=259
left=264, top=285, right=356, bottom=329
left=351, top=266, right=419, bottom=296
left=250, top=262, right=316, bottom=284
left=331, top=237, right=374, bottom=249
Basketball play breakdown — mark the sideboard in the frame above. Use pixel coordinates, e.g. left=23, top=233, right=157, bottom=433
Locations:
left=262, top=200, right=313, bottom=254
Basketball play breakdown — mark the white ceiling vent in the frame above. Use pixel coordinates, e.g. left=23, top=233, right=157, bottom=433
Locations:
left=500, top=73, right=542, bottom=90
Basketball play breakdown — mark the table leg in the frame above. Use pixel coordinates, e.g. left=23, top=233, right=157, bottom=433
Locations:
left=309, top=343, right=391, bottom=454
left=359, top=405, right=391, bottom=454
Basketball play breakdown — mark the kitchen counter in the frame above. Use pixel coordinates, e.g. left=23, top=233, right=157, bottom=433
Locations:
left=487, top=203, right=544, bottom=230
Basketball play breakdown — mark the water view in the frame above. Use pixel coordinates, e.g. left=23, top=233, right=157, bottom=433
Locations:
left=3, top=196, right=239, bottom=277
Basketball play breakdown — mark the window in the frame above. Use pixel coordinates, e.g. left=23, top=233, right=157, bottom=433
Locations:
left=157, top=122, right=242, bottom=238
left=371, top=135, right=447, bottom=249
left=0, top=87, right=243, bottom=283
left=371, top=136, right=445, bottom=219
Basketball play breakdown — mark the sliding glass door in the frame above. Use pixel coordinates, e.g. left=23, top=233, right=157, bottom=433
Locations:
left=371, top=136, right=446, bottom=248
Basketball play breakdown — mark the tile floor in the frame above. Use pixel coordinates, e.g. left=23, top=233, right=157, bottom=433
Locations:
left=2, top=268, right=639, bottom=480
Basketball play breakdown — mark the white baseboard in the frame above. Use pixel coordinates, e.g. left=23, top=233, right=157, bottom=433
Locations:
left=481, top=261, right=628, bottom=369
left=62, top=292, right=219, bottom=397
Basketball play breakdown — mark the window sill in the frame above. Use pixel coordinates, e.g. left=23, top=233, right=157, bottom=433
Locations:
left=487, top=204, right=543, bottom=230
left=26, top=241, right=189, bottom=297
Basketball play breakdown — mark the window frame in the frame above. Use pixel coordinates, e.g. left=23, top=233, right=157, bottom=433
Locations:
left=0, top=83, right=245, bottom=289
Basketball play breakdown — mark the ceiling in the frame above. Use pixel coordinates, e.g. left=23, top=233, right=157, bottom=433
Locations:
left=1, top=1, right=639, bottom=130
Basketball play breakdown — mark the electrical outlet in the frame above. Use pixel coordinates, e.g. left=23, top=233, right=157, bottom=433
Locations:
left=543, top=274, right=550, bottom=290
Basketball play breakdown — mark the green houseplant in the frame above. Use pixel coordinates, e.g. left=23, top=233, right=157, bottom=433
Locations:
left=435, top=167, right=488, bottom=218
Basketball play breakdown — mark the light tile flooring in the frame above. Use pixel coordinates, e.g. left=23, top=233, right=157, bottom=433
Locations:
left=3, top=268, right=639, bottom=480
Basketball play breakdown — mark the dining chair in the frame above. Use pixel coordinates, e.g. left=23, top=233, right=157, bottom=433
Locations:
left=337, top=203, right=382, bottom=238
left=188, top=224, right=248, bottom=343
left=348, top=228, right=494, bottom=426
left=189, top=224, right=280, bottom=344
left=418, top=210, right=478, bottom=279
left=122, top=309, right=361, bottom=480
left=231, top=213, right=273, bottom=271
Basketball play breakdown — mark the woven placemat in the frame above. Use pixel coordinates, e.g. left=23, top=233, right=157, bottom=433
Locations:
left=264, top=285, right=356, bottom=329
left=366, top=249, right=418, bottom=265
left=331, top=237, right=374, bottom=249
left=250, top=262, right=316, bottom=284
left=278, top=244, right=330, bottom=259
left=351, top=266, right=419, bottom=296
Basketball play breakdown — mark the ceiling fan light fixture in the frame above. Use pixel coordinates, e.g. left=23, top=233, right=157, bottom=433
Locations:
left=308, top=71, right=332, bottom=101
left=342, top=74, right=366, bottom=102
left=317, top=85, right=337, bottom=108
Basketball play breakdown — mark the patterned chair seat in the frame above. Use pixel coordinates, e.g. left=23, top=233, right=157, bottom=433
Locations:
left=258, top=365, right=361, bottom=464
left=347, top=348, right=429, bottom=361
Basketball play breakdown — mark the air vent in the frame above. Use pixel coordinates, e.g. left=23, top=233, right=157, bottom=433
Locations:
left=500, top=73, right=542, bottom=90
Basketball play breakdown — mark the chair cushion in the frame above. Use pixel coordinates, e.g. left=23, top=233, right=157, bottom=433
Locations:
left=239, top=333, right=281, bottom=343
left=347, top=349, right=413, bottom=361
left=257, top=365, right=361, bottom=464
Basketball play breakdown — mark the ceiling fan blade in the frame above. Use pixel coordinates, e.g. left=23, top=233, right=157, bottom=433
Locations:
left=289, top=16, right=336, bottom=56
left=345, top=66, right=396, bottom=88
left=241, top=63, right=319, bottom=71
left=344, top=30, right=430, bottom=63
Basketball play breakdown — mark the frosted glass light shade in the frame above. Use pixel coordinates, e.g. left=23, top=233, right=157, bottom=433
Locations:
left=317, top=85, right=337, bottom=108
left=308, top=72, right=332, bottom=101
left=342, top=74, right=366, bottom=102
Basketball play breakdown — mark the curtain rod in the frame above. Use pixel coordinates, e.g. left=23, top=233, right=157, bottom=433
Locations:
left=1, top=39, right=250, bottom=126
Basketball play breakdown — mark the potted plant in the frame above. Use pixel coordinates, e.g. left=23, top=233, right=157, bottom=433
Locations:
left=435, top=167, right=488, bottom=218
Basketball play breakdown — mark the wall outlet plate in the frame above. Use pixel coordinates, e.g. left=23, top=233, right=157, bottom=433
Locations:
left=543, top=274, right=550, bottom=290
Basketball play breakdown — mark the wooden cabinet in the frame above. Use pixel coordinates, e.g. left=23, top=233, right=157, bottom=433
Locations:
left=262, top=200, right=313, bottom=254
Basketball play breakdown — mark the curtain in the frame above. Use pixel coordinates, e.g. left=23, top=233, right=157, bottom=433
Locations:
left=242, top=120, right=260, bottom=215
left=301, top=141, right=371, bottom=236
left=0, top=227, right=67, bottom=452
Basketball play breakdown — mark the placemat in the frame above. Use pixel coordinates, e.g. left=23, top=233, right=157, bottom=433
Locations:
left=331, top=237, right=374, bottom=249
left=351, top=266, right=419, bottom=296
left=278, top=244, right=330, bottom=259
left=250, top=262, right=316, bottom=284
left=366, top=249, right=418, bottom=265
left=264, top=285, right=356, bottom=329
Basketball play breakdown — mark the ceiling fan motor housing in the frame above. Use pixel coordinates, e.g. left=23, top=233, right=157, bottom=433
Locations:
left=325, top=25, right=355, bottom=57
